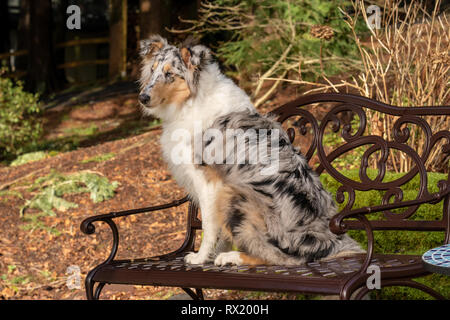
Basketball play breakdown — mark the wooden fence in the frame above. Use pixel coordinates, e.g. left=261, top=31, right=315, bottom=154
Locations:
left=0, top=37, right=110, bottom=78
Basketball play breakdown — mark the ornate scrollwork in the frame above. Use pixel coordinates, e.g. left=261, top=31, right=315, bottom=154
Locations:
left=274, top=94, right=449, bottom=299
left=81, top=217, right=119, bottom=265
left=336, top=184, right=355, bottom=210
left=392, top=115, right=432, bottom=154
left=316, top=104, right=395, bottom=193
left=280, top=108, right=319, bottom=161
left=275, top=94, right=450, bottom=223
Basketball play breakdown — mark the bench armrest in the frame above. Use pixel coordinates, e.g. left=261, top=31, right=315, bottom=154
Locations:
left=80, top=196, right=189, bottom=234
left=329, top=187, right=449, bottom=235
left=80, top=196, right=189, bottom=265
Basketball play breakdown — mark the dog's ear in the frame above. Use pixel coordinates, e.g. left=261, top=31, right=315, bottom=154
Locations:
left=180, top=44, right=213, bottom=95
left=180, top=45, right=212, bottom=70
left=140, top=35, right=167, bottom=58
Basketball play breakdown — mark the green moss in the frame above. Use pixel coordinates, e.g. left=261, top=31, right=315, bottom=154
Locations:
left=81, top=152, right=116, bottom=164
left=320, top=169, right=449, bottom=299
left=63, top=124, right=98, bottom=137
left=10, top=151, right=49, bottom=167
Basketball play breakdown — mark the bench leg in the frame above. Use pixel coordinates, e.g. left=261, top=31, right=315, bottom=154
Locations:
left=182, top=288, right=205, bottom=300
left=85, top=280, right=106, bottom=300
left=340, top=275, right=366, bottom=300
left=94, top=283, right=106, bottom=300
left=85, top=269, right=106, bottom=300
left=196, top=288, right=204, bottom=300
left=85, top=276, right=96, bottom=300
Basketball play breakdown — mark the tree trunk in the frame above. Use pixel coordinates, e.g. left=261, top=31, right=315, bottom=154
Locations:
left=109, top=0, right=128, bottom=78
left=54, top=0, right=69, bottom=87
left=139, top=0, right=175, bottom=39
left=138, top=0, right=199, bottom=41
left=16, top=0, right=31, bottom=72
left=26, top=0, right=59, bottom=94
left=0, top=1, right=10, bottom=54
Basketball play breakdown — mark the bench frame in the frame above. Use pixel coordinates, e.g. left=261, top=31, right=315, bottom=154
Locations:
left=81, top=93, right=449, bottom=300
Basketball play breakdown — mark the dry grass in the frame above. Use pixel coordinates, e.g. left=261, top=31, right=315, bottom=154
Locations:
left=272, top=0, right=449, bottom=173
left=337, top=0, right=449, bottom=172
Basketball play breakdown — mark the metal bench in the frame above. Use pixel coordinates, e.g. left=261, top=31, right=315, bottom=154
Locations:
left=81, top=93, right=449, bottom=300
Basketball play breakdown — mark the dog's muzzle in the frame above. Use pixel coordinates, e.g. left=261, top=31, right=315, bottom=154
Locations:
left=139, top=94, right=151, bottom=105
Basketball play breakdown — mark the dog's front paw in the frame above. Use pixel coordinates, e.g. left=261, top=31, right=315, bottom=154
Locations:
left=214, top=251, right=243, bottom=266
left=184, top=252, right=209, bottom=265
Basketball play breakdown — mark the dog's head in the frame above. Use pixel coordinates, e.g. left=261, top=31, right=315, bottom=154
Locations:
left=138, top=35, right=212, bottom=116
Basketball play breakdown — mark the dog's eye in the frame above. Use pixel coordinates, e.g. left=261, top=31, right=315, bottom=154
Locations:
left=165, top=72, right=175, bottom=83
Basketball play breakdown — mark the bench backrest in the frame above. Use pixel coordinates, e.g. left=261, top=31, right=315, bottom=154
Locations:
left=271, top=93, right=450, bottom=243
left=186, top=93, right=449, bottom=252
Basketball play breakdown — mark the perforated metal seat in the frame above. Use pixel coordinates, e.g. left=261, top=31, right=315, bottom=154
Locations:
left=89, top=253, right=424, bottom=296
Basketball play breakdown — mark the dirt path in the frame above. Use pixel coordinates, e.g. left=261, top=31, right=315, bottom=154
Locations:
left=0, top=127, right=310, bottom=300
left=0, top=88, right=310, bottom=300
left=1, top=127, right=187, bottom=299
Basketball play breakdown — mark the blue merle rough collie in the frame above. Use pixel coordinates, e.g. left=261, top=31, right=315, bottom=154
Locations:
left=138, top=35, right=363, bottom=266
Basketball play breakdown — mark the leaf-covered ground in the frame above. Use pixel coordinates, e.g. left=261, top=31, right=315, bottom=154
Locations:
left=0, top=89, right=315, bottom=300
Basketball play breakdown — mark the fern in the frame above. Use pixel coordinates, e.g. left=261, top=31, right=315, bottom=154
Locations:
left=20, top=170, right=119, bottom=233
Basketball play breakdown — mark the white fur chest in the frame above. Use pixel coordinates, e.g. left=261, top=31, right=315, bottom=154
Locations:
left=157, top=64, right=256, bottom=200
left=159, top=110, right=213, bottom=200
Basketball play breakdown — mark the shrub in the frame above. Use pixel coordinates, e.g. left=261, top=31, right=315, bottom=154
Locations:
left=171, top=0, right=364, bottom=105
left=321, top=169, right=449, bottom=299
left=0, top=72, right=42, bottom=160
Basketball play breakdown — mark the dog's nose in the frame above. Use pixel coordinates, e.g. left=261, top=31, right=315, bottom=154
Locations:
left=139, top=94, right=150, bottom=105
